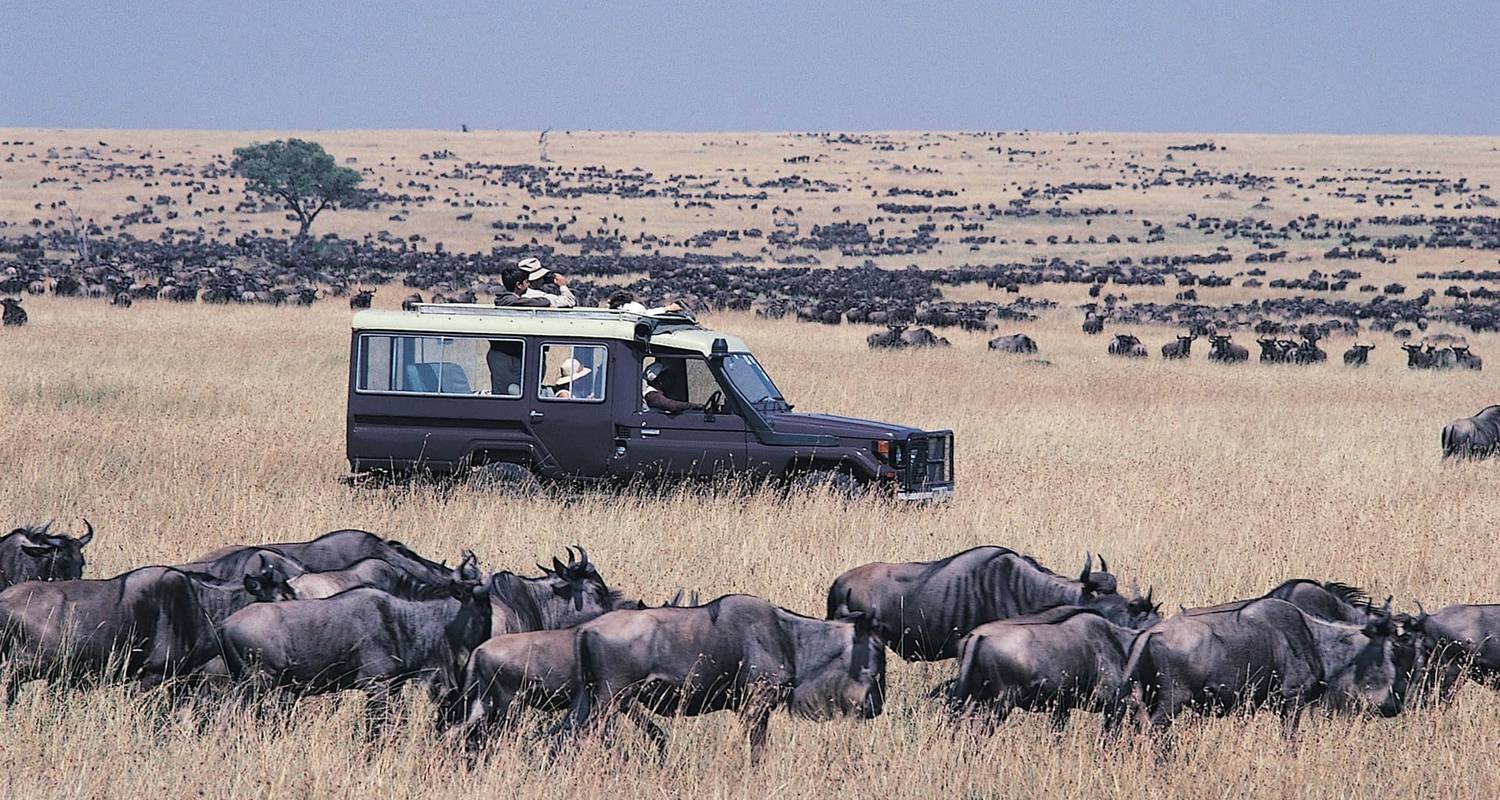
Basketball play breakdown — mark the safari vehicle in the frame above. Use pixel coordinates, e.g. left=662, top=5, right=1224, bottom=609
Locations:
left=345, top=304, right=954, bottom=500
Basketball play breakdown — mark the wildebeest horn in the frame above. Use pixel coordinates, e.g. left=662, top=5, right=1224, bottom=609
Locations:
left=575, top=545, right=589, bottom=568
left=535, top=562, right=552, bottom=576
left=1098, top=554, right=1109, bottom=574
left=1146, top=586, right=1155, bottom=604
left=564, top=546, right=577, bottom=566
left=551, top=557, right=567, bottom=574
left=668, top=588, right=685, bottom=607
left=1079, top=553, right=1093, bottom=582
left=77, top=519, right=94, bottom=546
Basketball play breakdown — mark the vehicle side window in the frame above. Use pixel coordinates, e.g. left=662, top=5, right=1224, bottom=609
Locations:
left=357, top=334, right=522, bottom=398
left=539, top=344, right=607, bottom=402
left=641, top=357, right=727, bottom=408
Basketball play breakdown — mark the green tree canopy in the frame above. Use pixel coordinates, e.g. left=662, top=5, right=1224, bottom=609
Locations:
left=231, top=139, right=361, bottom=247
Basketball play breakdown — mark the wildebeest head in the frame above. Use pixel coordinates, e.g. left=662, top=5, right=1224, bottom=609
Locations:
left=1124, top=585, right=1164, bottom=628
left=790, top=611, right=887, bottom=721
left=241, top=553, right=297, bottom=601
left=487, top=545, right=633, bottom=632
left=1327, top=598, right=1418, bottom=718
left=1077, top=553, right=1118, bottom=595
left=2, top=519, right=94, bottom=585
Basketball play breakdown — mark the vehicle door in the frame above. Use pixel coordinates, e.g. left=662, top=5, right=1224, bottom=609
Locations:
left=525, top=340, right=616, bottom=478
left=620, top=353, right=747, bottom=478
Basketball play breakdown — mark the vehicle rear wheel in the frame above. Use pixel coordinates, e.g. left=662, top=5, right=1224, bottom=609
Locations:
left=468, top=461, right=540, bottom=492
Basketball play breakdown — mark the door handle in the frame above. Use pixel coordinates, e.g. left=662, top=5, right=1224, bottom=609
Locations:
left=530, top=411, right=545, bottom=421
left=640, top=428, right=660, bottom=437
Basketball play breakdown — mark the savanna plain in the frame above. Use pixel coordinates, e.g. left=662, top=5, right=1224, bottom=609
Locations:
left=1, top=129, right=1498, bottom=799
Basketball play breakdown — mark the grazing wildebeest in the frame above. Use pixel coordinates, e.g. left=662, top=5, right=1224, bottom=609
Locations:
left=562, top=594, right=886, bottom=763
left=289, top=554, right=481, bottom=599
left=0, top=559, right=293, bottom=701
left=988, top=334, right=1037, bottom=354
left=1160, top=334, right=1195, bottom=359
left=827, top=547, right=1154, bottom=661
left=866, top=325, right=908, bottom=349
left=213, top=554, right=488, bottom=735
left=946, top=603, right=1153, bottom=732
left=1452, top=345, right=1483, bottom=371
left=1343, top=343, right=1375, bottom=367
left=1442, top=405, right=1500, bottom=460
left=901, top=327, right=950, bottom=347
left=0, top=520, right=94, bottom=589
left=1, top=297, right=25, bottom=327
left=184, top=529, right=450, bottom=583
left=1108, top=598, right=1414, bottom=738
left=1082, top=313, right=1104, bottom=335
left=1207, top=334, right=1249, bottom=363
left=1108, top=334, right=1147, bottom=358
left=349, top=289, right=374, bottom=309
left=1406, top=601, right=1500, bottom=701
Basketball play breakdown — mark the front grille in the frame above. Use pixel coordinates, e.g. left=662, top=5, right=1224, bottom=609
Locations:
left=905, top=431, right=954, bottom=490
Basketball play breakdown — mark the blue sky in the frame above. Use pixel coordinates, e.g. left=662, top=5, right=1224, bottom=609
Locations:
left=3, top=1, right=1496, bottom=133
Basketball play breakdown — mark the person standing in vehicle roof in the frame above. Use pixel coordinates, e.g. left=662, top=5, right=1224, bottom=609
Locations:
left=520, top=257, right=576, bottom=307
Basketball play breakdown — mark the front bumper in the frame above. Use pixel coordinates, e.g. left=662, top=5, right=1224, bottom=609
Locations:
left=895, top=485, right=955, bottom=502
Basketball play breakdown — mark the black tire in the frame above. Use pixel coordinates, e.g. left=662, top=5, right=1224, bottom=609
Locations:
left=792, top=468, right=862, bottom=496
left=468, top=461, right=540, bottom=492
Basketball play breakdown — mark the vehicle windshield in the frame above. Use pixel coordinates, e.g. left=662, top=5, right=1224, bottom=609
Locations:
left=720, top=353, right=790, bottom=413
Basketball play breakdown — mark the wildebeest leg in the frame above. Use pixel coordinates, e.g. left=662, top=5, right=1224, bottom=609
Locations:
left=364, top=683, right=394, bottom=741
left=1048, top=703, right=1073, bottom=735
left=742, top=704, right=773, bottom=766
left=623, top=702, right=669, bottom=761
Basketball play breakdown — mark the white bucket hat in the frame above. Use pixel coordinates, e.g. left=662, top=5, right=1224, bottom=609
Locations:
left=553, top=358, right=592, bottom=387
left=518, top=257, right=549, bottom=283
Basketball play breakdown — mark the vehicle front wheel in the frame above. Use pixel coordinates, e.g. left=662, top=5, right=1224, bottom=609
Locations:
left=791, top=468, right=863, bottom=496
left=468, top=461, right=540, bottom=492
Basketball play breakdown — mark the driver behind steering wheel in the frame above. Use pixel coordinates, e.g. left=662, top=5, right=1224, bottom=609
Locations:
left=642, top=362, right=706, bottom=414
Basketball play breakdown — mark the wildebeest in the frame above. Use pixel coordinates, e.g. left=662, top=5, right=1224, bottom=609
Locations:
left=1107, top=334, right=1147, bottom=358
left=402, top=292, right=424, bottom=311
left=866, top=325, right=908, bottom=349
left=827, top=547, right=1155, bottom=661
left=1, top=297, right=25, bottom=327
left=1207, top=334, right=1249, bottom=363
left=1161, top=334, right=1195, bottom=359
left=349, top=289, right=374, bottom=309
left=1257, top=337, right=1294, bottom=363
left=1452, top=344, right=1483, bottom=371
left=1406, top=601, right=1500, bottom=701
left=866, top=325, right=949, bottom=349
left=945, top=603, right=1151, bottom=732
left=1293, top=337, right=1327, bottom=365
left=110, top=291, right=132, bottom=309
left=184, top=529, right=450, bottom=583
left=0, top=559, right=293, bottom=701
left=1403, top=342, right=1457, bottom=370
left=289, top=554, right=481, bottom=599
left=1441, top=405, right=1500, bottom=460
left=562, top=594, right=886, bottom=763
left=1082, top=313, right=1104, bottom=335
left=0, top=520, right=94, bottom=589
left=1343, top=343, right=1375, bottom=366
left=1108, top=598, right=1414, bottom=737
left=212, top=553, right=488, bottom=734
left=988, top=334, right=1037, bottom=354
left=449, top=589, right=695, bottom=749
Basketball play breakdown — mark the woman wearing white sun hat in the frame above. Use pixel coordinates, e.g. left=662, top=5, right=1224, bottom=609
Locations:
left=545, top=358, right=594, bottom=399
left=517, top=257, right=576, bottom=308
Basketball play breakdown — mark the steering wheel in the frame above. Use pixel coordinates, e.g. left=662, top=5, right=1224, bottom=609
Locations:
left=703, top=390, right=724, bottom=415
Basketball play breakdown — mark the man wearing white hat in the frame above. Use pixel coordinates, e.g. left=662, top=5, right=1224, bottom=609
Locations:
left=517, top=257, right=576, bottom=308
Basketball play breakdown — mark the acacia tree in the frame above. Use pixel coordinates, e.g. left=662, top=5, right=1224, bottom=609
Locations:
left=231, top=139, right=361, bottom=250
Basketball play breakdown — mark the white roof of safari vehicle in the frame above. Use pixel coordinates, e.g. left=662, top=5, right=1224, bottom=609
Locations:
left=350, top=304, right=751, bottom=356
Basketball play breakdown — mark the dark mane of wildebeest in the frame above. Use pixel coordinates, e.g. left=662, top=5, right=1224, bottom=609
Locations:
left=946, top=605, right=1143, bottom=732
left=1176, top=579, right=1377, bottom=623
left=182, top=529, right=450, bottom=583
left=449, top=590, right=694, bottom=749
left=1442, top=405, right=1500, bottom=460
left=561, top=594, right=886, bottom=763
left=1107, top=597, right=1414, bottom=736
left=825, top=546, right=1154, bottom=661
left=209, top=561, right=489, bottom=732
left=0, top=561, right=292, bottom=701
left=0, top=520, right=94, bottom=588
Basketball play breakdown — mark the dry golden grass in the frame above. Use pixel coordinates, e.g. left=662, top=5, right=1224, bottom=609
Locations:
left=1, top=291, right=1498, bottom=800
left=2, top=127, right=1499, bottom=798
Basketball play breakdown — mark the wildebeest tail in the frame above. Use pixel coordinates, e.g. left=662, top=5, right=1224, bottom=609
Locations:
left=946, top=634, right=984, bottom=713
left=826, top=583, right=852, bottom=620
left=1441, top=423, right=1456, bottom=459
left=1106, top=631, right=1157, bottom=735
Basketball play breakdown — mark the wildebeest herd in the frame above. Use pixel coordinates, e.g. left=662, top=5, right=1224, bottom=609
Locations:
left=4, top=522, right=1500, bottom=761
